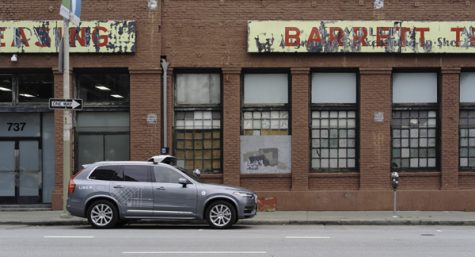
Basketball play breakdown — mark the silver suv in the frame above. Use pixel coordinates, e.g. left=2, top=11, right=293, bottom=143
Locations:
left=67, top=158, right=257, bottom=229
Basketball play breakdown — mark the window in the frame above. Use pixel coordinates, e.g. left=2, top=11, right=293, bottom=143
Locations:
left=311, top=73, right=357, bottom=171
left=76, top=112, right=130, bottom=169
left=460, top=72, right=475, bottom=169
left=123, top=165, right=150, bottom=182
left=153, top=166, right=184, bottom=184
left=0, top=71, right=53, bottom=104
left=392, top=73, right=438, bottom=169
left=76, top=69, right=129, bottom=105
left=174, top=73, right=222, bottom=173
left=89, top=166, right=123, bottom=181
left=242, top=73, right=289, bottom=135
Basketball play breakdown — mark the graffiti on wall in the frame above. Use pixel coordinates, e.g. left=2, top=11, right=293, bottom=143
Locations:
left=241, top=135, right=291, bottom=174
left=248, top=20, right=475, bottom=53
left=0, top=20, right=136, bottom=53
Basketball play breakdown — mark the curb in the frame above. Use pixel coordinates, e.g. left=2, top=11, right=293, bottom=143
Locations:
left=2, top=219, right=475, bottom=226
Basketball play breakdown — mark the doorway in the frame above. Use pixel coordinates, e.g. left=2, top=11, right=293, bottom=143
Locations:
left=0, top=139, right=42, bottom=204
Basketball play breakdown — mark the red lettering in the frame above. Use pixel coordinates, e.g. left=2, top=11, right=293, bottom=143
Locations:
left=34, top=27, right=51, bottom=47
left=92, top=26, right=108, bottom=47
left=11, top=27, right=30, bottom=47
left=0, top=28, right=5, bottom=47
left=352, top=27, right=367, bottom=46
left=70, top=27, right=89, bottom=47
left=471, top=27, right=475, bottom=47
left=285, top=27, right=300, bottom=47
left=306, top=27, right=321, bottom=46
left=415, top=27, right=429, bottom=47
left=376, top=27, right=390, bottom=47
left=329, top=27, right=344, bottom=47
left=396, top=27, right=411, bottom=47
left=451, top=27, right=464, bottom=47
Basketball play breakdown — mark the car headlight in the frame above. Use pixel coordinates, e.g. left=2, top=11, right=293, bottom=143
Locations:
left=232, top=191, right=253, bottom=198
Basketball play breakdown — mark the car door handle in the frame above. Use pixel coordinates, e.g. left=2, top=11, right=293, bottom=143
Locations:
left=156, top=187, right=165, bottom=190
left=113, top=185, right=124, bottom=189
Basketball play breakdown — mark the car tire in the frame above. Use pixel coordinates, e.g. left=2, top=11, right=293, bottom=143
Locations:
left=87, top=200, right=119, bottom=229
left=206, top=200, right=236, bottom=229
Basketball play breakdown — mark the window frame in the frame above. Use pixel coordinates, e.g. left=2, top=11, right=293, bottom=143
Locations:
left=173, top=69, right=223, bottom=173
left=0, top=69, right=53, bottom=108
left=459, top=71, right=475, bottom=171
left=74, top=68, right=130, bottom=109
left=310, top=70, right=359, bottom=172
left=391, top=71, right=440, bottom=171
left=241, top=70, right=291, bottom=136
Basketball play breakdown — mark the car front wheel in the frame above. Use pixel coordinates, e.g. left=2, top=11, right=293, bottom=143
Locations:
left=87, top=200, right=119, bottom=229
left=206, top=201, right=236, bottom=229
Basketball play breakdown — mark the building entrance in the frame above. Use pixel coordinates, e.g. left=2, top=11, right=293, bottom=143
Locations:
left=0, top=138, right=41, bottom=204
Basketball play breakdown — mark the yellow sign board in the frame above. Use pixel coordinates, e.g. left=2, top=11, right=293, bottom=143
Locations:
left=248, top=20, right=475, bottom=53
left=0, top=20, right=136, bottom=53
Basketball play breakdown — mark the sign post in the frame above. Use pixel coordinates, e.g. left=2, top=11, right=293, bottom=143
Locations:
left=59, top=0, right=81, bottom=211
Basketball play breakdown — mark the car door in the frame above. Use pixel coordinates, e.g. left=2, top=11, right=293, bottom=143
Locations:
left=109, top=165, right=154, bottom=217
left=152, top=165, right=197, bottom=218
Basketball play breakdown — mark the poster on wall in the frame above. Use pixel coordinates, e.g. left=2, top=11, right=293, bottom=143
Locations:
left=240, top=135, right=291, bottom=174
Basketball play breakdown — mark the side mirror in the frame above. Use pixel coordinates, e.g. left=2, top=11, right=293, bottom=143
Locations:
left=193, top=169, right=201, bottom=177
left=178, top=177, right=189, bottom=188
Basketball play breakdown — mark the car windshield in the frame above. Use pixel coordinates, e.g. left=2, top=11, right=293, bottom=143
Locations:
left=175, top=166, right=202, bottom=182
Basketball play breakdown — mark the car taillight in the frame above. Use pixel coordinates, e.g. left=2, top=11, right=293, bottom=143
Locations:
left=68, top=171, right=81, bottom=194
left=68, top=178, right=76, bottom=194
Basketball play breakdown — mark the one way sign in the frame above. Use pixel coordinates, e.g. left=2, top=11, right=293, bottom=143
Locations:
left=49, top=98, right=83, bottom=110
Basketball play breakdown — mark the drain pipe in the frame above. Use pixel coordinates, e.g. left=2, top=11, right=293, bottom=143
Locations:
left=160, top=58, right=169, bottom=154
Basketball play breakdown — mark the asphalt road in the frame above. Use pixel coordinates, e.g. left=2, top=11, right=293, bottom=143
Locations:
left=1, top=224, right=474, bottom=257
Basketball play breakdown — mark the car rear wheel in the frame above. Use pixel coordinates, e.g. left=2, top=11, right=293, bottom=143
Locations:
left=87, top=200, right=119, bottom=229
left=206, top=201, right=236, bottom=229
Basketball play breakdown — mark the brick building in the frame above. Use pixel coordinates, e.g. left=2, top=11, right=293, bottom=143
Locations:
left=1, top=0, right=475, bottom=211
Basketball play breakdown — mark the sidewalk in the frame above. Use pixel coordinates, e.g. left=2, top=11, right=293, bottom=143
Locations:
left=0, top=210, right=474, bottom=226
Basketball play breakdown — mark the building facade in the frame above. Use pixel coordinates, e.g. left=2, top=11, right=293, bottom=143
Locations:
left=1, top=0, right=475, bottom=211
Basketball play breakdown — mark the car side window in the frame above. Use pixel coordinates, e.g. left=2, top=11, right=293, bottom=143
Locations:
left=89, top=165, right=123, bottom=181
left=123, top=165, right=150, bottom=182
left=153, top=166, right=184, bottom=184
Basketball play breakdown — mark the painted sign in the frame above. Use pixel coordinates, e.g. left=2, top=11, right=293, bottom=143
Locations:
left=0, top=20, right=136, bottom=53
left=241, top=135, right=291, bottom=174
left=248, top=20, right=475, bottom=53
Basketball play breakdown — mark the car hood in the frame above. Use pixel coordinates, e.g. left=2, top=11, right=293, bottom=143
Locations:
left=199, top=182, right=256, bottom=194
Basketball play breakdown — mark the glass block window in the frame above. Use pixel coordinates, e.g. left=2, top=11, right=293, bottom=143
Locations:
left=174, top=73, right=222, bottom=173
left=311, top=72, right=357, bottom=171
left=392, top=72, right=438, bottom=169
left=243, top=111, right=288, bottom=135
left=242, top=73, right=289, bottom=136
left=460, top=72, right=475, bottom=169
left=311, top=111, right=356, bottom=169
left=392, top=110, right=437, bottom=168
left=459, top=111, right=475, bottom=169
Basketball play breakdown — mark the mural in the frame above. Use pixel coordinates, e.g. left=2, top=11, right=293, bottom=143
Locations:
left=241, top=135, right=291, bottom=174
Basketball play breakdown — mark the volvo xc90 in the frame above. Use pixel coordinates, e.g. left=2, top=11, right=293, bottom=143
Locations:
left=67, top=158, right=257, bottom=229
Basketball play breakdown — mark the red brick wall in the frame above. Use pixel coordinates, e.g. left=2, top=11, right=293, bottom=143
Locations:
left=159, top=0, right=475, bottom=210
left=5, top=0, right=475, bottom=210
